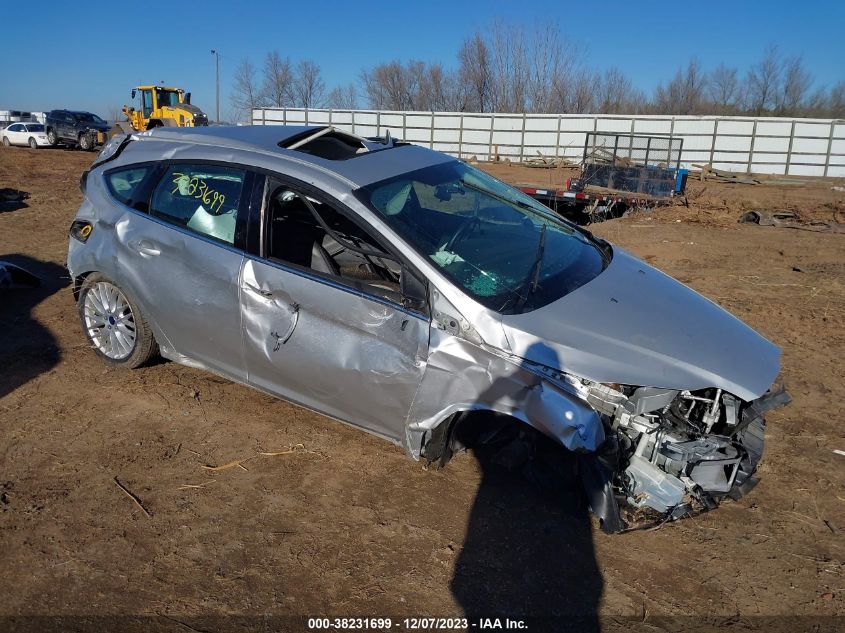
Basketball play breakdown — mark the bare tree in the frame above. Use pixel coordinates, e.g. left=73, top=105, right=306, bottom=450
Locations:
left=361, top=60, right=464, bottom=111
left=708, top=64, right=741, bottom=113
left=361, top=60, right=411, bottom=110
left=488, top=20, right=529, bottom=112
left=525, top=22, right=564, bottom=112
left=744, top=46, right=782, bottom=115
left=230, top=58, right=263, bottom=122
left=595, top=67, right=634, bottom=114
left=325, top=84, right=358, bottom=110
left=563, top=70, right=595, bottom=113
left=262, top=51, right=292, bottom=107
left=418, top=63, right=454, bottom=111
left=290, top=60, right=325, bottom=108
left=458, top=32, right=491, bottom=111
left=777, top=56, right=812, bottom=115
left=804, top=85, right=829, bottom=115
left=830, top=81, right=845, bottom=118
left=653, top=59, right=708, bottom=115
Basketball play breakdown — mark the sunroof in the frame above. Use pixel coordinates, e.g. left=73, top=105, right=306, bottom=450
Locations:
left=279, top=126, right=370, bottom=160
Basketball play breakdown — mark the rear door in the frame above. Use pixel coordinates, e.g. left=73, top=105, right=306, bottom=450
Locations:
left=240, top=176, right=429, bottom=442
left=111, top=162, right=254, bottom=379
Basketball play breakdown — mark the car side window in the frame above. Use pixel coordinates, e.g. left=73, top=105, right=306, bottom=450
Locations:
left=150, top=164, right=246, bottom=246
left=105, top=165, right=156, bottom=211
left=263, top=180, right=402, bottom=301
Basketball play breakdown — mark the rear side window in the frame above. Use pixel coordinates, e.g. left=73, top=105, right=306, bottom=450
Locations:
left=105, top=166, right=155, bottom=211
left=150, top=164, right=246, bottom=246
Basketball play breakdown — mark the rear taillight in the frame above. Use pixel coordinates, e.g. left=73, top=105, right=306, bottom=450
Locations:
left=80, top=170, right=90, bottom=194
left=70, top=220, right=93, bottom=243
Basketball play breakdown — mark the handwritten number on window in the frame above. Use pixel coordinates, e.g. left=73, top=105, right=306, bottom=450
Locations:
left=171, top=173, right=226, bottom=213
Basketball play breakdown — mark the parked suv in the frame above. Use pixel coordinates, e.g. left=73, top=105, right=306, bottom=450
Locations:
left=45, top=110, right=110, bottom=150
left=67, top=126, right=788, bottom=532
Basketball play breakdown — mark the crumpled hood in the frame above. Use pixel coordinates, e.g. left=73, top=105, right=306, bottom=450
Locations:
left=500, top=248, right=781, bottom=402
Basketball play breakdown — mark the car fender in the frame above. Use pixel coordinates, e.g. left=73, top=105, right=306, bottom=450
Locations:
left=403, top=327, right=604, bottom=459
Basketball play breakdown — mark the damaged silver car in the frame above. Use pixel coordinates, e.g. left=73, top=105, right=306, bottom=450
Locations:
left=68, top=125, right=789, bottom=532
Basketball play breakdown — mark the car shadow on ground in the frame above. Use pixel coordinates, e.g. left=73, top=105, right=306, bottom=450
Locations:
left=0, top=255, right=69, bottom=399
left=449, top=344, right=603, bottom=630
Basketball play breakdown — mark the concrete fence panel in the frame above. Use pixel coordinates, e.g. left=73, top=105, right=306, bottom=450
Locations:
left=253, top=108, right=845, bottom=177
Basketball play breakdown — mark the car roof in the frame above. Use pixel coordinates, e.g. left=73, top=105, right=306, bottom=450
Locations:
left=138, top=125, right=455, bottom=187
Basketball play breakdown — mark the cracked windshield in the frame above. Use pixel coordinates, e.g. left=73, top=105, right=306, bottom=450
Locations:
left=361, top=161, right=608, bottom=314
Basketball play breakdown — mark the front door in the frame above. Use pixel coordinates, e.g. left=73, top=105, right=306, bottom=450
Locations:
left=240, top=180, right=429, bottom=442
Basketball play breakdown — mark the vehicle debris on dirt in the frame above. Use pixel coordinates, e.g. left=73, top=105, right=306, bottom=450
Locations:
left=739, top=209, right=845, bottom=233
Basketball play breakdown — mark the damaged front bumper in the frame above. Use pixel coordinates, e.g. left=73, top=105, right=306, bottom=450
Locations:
left=573, top=379, right=791, bottom=532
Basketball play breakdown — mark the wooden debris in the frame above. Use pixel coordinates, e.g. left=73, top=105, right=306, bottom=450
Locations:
left=201, top=444, right=309, bottom=473
left=522, top=151, right=579, bottom=169
left=693, top=163, right=762, bottom=185
left=201, top=457, right=254, bottom=472
left=259, top=443, right=305, bottom=457
left=113, top=476, right=151, bottom=518
left=176, top=480, right=217, bottom=490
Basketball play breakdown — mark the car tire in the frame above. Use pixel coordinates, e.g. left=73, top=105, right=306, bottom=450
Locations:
left=28, top=137, right=38, bottom=149
left=2, top=137, right=9, bottom=147
left=78, top=274, right=158, bottom=368
left=46, top=128, right=58, bottom=146
left=78, top=133, right=94, bottom=151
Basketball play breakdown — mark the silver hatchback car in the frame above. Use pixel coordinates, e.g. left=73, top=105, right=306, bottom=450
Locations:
left=68, top=126, right=788, bottom=531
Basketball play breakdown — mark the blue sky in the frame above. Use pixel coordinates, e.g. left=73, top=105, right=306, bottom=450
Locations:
left=1, top=0, right=843, bottom=119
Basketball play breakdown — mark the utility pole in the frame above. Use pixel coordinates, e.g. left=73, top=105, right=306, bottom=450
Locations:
left=210, top=49, right=219, bottom=124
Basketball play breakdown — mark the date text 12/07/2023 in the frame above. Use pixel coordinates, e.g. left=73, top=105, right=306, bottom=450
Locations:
left=306, top=617, right=529, bottom=630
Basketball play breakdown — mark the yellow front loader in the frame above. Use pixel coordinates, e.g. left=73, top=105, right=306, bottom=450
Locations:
left=112, top=85, right=209, bottom=134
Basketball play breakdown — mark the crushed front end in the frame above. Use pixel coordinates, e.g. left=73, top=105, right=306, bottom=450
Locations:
left=570, top=379, right=791, bottom=532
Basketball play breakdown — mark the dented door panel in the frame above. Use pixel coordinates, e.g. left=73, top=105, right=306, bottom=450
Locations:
left=240, top=257, right=428, bottom=441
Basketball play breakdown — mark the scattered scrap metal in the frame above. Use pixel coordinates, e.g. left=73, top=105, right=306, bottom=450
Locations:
left=739, top=209, right=845, bottom=233
left=0, top=188, right=29, bottom=212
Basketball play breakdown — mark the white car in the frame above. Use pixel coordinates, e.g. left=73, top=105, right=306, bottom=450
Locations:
left=1, top=122, right=50, bottom=148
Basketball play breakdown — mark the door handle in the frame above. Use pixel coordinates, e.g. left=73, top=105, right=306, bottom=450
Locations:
left=271, top=303, right=300, bottom=350
left=133, top=239, right=160, bottom=257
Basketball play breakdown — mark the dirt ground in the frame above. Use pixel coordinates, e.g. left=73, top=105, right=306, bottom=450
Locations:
left=1, top=146, right=843, bottom=632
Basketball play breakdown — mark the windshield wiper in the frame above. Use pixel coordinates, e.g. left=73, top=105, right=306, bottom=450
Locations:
left=509, top=224, right=546, bottom=314
left=460, top=179, right=561, bottom=216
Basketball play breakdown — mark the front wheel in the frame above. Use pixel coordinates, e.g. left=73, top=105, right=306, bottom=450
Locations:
left=28, top=137, right=38, bottom=149
left=2, top=137, right=9, bottom=147
left=78, top=274, right=157, bottom=368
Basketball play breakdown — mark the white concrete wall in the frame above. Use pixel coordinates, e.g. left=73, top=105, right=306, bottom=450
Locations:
left=253, top=108, right=845, bottom=178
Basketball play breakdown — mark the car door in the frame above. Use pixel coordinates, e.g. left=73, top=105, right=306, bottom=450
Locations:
left=111, top=161, right=254, bottom=380
left=239, top=176, right=430, bottom=442
left=7, top=124, right=24, bottom=145
left=59, top=112, right=73, bottom=140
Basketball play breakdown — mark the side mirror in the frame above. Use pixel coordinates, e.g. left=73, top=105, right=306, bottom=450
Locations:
left=131, top=89, right=136, bottom=99
left=185, top=92, right=191, bottom=104
left=400, top=268, right=427, bottom=311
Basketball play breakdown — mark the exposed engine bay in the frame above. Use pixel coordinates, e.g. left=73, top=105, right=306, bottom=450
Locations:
left=573, top=379, right=791, bottom=531
left=426, top=376, right=791, bottom=534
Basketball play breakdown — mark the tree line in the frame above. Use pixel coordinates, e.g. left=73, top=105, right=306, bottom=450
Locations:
left=231, top=22, right=845, bottom=120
